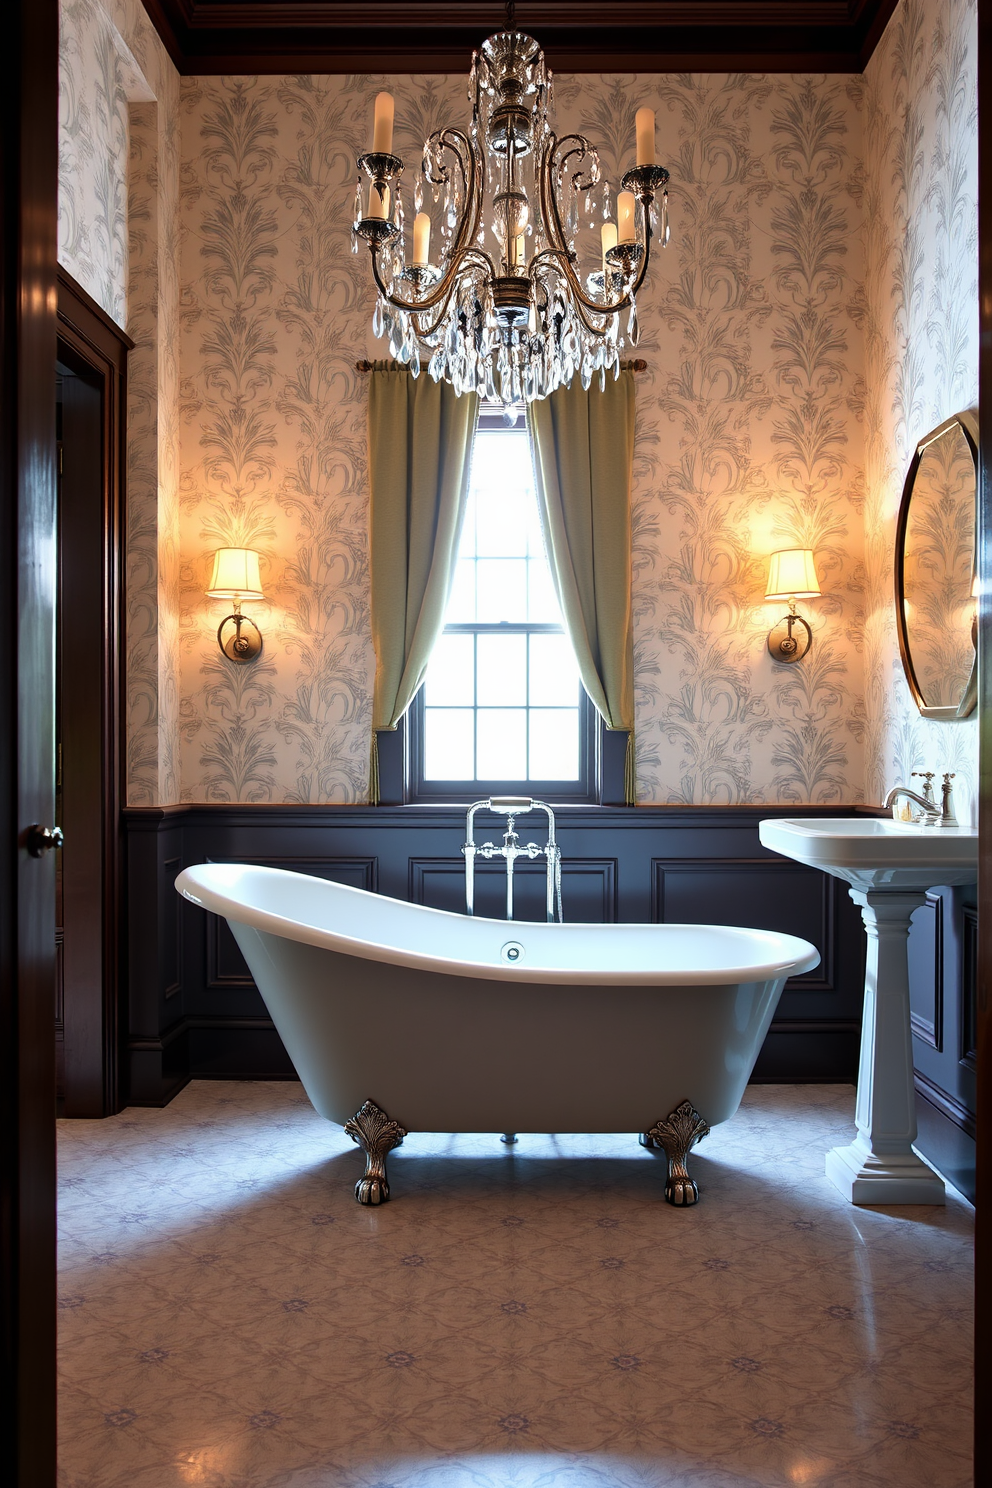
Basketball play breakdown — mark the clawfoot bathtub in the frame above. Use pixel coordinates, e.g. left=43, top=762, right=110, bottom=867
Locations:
left=176, top=864, right=819, bottom=1206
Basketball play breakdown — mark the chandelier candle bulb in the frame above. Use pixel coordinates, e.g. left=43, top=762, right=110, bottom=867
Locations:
left=413, top=212, right=431, bottom=266
left=372, top=92, right=394, bottom=155
left=617, top=191, right=636, bottom=245
left=635, top=107, right=656, bottom=166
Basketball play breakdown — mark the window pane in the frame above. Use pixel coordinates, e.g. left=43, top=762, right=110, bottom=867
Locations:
left=529, top=708, right=579, bottom=780
left=476, top=482, right=529, bottom=557
left=446, top=559, right=476, bottom=622
left=529, top=633, right=579, bottom=706
left=425, top=633, right=475, bottom=705
left=527, top=559, right=562, bottom=622
left=477, top=708, right=526, bottom=779
left=477, top=558, right=527, bottom=622
left=424, top=708, right=475, bottom=779
left=477, top=633, right=526, bottom=706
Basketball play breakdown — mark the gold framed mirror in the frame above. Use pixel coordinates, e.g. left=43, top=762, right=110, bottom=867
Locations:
left=894, top=410, right=978, bottom=721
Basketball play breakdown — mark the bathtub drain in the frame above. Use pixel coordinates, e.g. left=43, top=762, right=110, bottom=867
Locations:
left=500, top=941, right=526, bottom=965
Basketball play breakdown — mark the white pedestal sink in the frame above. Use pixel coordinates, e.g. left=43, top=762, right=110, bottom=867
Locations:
left=758, top=816, right=978, bottom=1205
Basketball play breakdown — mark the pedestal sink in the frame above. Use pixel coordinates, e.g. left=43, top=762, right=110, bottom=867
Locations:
left=758, top=816, right=978, bottom=1205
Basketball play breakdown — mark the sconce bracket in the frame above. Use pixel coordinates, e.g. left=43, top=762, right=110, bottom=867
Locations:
left=218, top=613, right=263, bottom=664
left=767, top=613, right=812, bottom=665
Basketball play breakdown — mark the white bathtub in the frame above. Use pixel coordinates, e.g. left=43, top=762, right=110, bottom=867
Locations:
left=175, top=863, right=819, bottom=1205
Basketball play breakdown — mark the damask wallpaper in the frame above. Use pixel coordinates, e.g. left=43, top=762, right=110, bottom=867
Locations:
left=862, top=0, right=979, bottom=826
left=178, top=70, right=867, bottom=805
left=57, top=0, right=979, bottom=811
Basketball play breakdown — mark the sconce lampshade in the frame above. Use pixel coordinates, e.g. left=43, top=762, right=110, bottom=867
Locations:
left=207, top=548, right=264, bottom=600
left=765, top=548, right=821, bottom=602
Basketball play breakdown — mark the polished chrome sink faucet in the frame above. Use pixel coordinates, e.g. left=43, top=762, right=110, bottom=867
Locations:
left=883, top=771, right=958, bottom=827
left=462, top=797, right=562, bottom=922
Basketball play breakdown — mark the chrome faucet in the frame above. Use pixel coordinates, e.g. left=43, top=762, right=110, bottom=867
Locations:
left=883, top=771, right=958, bottom=827
left=462, top=797, right=563, bottom=922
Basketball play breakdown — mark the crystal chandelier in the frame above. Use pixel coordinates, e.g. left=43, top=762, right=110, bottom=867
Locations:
left=352, top=13, right=670, bottom=406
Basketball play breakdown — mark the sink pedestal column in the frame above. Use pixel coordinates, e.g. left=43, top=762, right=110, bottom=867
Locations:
left=826, top=888, right=946, bottom=1205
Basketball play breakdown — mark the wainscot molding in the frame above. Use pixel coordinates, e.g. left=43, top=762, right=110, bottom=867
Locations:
left=123, top=802, right=873, bottom=1106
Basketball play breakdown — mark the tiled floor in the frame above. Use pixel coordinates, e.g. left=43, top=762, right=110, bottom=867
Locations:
left=57, top=1082, right=973, bottom=1488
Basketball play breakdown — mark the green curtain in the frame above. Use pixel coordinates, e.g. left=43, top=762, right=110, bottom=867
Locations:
left=527, top=371, right=636, bottom=803
left=368, top=365, right=479, bottom=801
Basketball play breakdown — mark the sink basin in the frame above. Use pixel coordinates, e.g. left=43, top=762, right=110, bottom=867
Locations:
left=758, top=816, right=978, bottom=891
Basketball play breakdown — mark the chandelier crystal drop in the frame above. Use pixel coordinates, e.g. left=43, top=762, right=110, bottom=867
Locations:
left=353, top=24, right=670, bottom=407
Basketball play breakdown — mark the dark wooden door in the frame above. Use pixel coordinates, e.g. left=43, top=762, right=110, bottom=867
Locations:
left=54, top=298, right=128, bottom=1118
left=0, top=0, right=59, bottom=1483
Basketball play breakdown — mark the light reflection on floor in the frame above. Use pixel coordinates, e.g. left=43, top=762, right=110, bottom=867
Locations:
left=57, top=1083, right=973, bottom=1487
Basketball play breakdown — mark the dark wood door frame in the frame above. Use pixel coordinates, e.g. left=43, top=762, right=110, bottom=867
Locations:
left=0, top=0, right=59, bottom=1483
left=56, top=268, right=131, bottom=1118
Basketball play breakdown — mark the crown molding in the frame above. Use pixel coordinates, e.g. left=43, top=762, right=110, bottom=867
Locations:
left=140, top=0, right=899, bottom=75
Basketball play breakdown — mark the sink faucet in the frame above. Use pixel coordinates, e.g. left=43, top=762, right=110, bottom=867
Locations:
left=883, top=772, right=957, bottom=826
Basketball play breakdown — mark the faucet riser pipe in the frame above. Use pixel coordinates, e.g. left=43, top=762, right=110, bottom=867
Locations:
left=461, top=797, right=563, bottom=922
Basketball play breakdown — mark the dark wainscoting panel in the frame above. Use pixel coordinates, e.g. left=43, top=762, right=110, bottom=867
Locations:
left=123, top=804, right=872, bottom=1107
left=908, top=884, right=978, bottom=1202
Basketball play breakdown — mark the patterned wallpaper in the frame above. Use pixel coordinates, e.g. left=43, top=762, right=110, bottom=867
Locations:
left=178, top=70, right=867, bottom=805
left=862, top=0, right=979, bottom=825
left=58, top=0, right=979, bottom=811
left=58, top=0, right=182, bottom=805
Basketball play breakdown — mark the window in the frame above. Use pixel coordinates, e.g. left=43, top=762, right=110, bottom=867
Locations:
left=409, top=420, right=596, bottom=802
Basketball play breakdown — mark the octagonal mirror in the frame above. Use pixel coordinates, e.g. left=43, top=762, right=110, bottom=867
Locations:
left=894, top=410, right=978, bottom=721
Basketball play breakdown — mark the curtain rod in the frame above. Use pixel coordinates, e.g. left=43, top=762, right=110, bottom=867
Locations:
left=355, top=358, right=648, bottom=373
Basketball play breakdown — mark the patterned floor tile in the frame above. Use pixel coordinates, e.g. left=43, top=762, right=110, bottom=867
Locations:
left=57, top=1083, right=973, bottom=1487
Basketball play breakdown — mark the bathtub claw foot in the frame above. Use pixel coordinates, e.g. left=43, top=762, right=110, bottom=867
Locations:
left=344, top=1100, right=408, bottom=1205
left=647, top=1101, right=710, bottom=1207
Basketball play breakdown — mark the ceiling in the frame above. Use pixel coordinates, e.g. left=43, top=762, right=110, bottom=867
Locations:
left=139, top=1, right=900, bottom=75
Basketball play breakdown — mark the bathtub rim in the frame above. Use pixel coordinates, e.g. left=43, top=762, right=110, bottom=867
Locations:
left=175, top=861, right=821, bottom=988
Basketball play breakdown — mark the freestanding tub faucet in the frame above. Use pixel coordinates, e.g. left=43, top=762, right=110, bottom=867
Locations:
left=462, top=797, right=562, bottom=922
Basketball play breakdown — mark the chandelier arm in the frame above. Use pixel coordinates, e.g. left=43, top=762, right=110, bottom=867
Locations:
left=539, top=127, right=657, bottom=313
left=552, top=133, right=601, bottom=192
left=536, top=142, right=631, bottom=318
left=539, top=131, right=568, bottom=251
left=531, top=260, right=613, bottom=338
left=411, top=254, right=497, bottom=341
left=433, top=127, right=486, bottom=291
left=367, top=125, right=486, bottom=321
left=370, top=243, right=495, bottom=320
left=427, top=125, right=473, bottom=200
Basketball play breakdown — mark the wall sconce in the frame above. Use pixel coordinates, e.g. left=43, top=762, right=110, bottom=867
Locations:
left=765, top=548, right=821, bottom=664
left=206, top=548, right=264, bottom=663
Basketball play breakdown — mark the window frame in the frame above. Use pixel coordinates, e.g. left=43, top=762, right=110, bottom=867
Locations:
left=407, top=681, right=601, bottom=805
